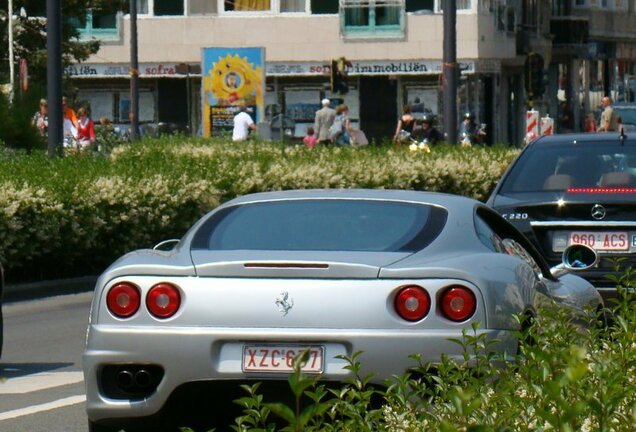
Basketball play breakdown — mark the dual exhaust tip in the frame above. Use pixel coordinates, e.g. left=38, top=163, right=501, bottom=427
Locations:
left=116, top=368, right=153, bottom=390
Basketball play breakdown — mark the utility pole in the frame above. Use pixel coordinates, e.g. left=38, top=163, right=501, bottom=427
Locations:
left=47, top=0, right=62, bottom=157
left=442, top=0, right=458, bottom=145
left=8, top=0, right=14, bottom=102
left=129, top=0, right=139, bottom=141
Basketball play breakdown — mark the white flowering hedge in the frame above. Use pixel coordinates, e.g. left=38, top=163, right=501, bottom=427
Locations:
left=0, top=138, right=518, bottom=280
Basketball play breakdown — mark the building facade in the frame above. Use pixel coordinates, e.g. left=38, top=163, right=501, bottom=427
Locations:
left=63, top=0, right=636, bottom=144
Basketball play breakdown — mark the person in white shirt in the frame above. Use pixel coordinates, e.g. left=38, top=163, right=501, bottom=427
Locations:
left=232, top=104, right=256, bottom=142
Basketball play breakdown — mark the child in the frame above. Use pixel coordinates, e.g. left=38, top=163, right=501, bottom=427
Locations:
left=584, top=113, right=597, bottom=132
left=303, top=126, right=318, bottom=149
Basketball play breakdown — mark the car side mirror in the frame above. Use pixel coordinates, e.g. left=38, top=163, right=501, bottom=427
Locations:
left=550, top=244, right=598, bottom=278
left=153, top=239, right=180, bottom=251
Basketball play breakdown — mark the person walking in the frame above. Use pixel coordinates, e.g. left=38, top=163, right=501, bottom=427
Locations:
left=393, top=104, right=416, bottom=144
left=32, top=98, right=49, bottom=137
left=62, top=96, right=79, bottom=128
left=598, top=96, right=619, bottom=132
left=333, top=104, right=352, bottom=146
left=232, top=104, right=256, bottom=142
left=314, top=98, right=336, bottom=144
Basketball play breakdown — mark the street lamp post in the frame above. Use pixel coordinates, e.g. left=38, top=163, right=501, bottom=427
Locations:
left=47, top=0, right=63, bottom=157
left=8, top=0, right=14, bottom=102
left=129, top=0, right=139, bottom=141
left=443, top=0, right=458, bottom=146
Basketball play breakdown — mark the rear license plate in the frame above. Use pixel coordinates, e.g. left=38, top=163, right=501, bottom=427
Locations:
left=242, top=344, right=324, bottom=373
left=568, top=231, right=629, bottom=251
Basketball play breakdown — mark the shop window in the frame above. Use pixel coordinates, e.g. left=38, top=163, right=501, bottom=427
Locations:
left=155, top=0, right=184, bottom=15
left=311, top=0, right=338, bottom=13
left=341, top=0, right=405, bottom=40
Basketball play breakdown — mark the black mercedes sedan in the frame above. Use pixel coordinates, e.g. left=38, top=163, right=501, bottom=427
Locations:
left=487, top=132, right=636, bottom=298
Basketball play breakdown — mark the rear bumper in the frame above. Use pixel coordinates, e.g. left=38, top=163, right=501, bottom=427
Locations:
left=84, top=325, right=516, bottom=424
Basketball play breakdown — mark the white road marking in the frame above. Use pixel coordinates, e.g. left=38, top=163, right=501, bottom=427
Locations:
left=0, top=395, right=86, bottom=421
left=0, top=371, right=84, bottom=394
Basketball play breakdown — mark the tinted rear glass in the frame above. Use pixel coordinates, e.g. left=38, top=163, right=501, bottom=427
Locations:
left=192, top=199, right=447, bottom=252
left=500, top=140, right=636, bottom=192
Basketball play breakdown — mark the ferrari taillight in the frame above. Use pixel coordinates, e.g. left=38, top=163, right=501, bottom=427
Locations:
left=394, top=285, right=431, bottom=321
left=440, top=286, right=476, bottom=322
left=107, top=283, right=141, bottom=318
left=146, top=283, right=181, bottom=319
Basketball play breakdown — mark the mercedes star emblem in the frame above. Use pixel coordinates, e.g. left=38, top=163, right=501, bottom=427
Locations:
left=591, top=204, right=606, bottom=220
left=275, top=291, right=294, bottom=316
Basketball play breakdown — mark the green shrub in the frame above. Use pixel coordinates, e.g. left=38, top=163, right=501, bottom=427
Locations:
left=0, top=138, right=518, bottom=281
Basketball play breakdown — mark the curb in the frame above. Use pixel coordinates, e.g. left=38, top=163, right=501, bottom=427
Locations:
left=4, top=276, right=98, bottom=303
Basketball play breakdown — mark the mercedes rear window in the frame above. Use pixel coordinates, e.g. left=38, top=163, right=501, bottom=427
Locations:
left=192, top=199, right=447, bottom=252
left=500, top=140, right=636, bottom=193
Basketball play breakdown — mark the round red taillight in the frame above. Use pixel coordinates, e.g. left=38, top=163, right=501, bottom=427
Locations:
left=440, top=286, right=476, bottom=322
left=106, top=283, right=141, bottom=318
left=394, top=285, right=431, bottom=321
left=146, top=283, right=181, bottom=319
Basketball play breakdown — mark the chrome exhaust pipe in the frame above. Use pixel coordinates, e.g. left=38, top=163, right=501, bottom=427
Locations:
left=116, top=370, right=134, bottom=389
left=134, top=369, right=152, bottom=388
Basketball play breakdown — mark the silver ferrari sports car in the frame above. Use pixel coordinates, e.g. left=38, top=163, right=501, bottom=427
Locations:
left=83, top=189, right=601, bottom=432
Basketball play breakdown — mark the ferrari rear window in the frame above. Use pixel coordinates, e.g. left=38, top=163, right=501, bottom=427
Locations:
left=192, top=199, right=447, bottom=252
left=500, top=140, right=636, bottom=193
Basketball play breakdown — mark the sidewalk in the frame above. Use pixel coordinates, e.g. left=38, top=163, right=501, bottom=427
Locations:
left=4, top=276, right=98, bottom=302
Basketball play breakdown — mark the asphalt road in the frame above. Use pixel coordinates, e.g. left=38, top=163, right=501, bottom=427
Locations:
left=0, top=292, right=93, bottom=432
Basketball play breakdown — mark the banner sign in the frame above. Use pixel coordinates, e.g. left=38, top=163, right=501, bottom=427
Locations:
left=201, top=47, right=265, bottom=137
left=66, top=60, right=476, bottom=79
left=266, top=60, right=475, bottom=76
left=65, top=63, right=196, bottom=78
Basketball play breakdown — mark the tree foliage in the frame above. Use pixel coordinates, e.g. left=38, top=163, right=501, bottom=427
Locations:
left=0, top=1, right=126, bottom=87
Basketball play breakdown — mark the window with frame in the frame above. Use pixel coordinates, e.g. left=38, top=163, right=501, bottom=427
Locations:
left=340, top=0, right=406, bottom=39
left=74, top=1, right=147, bottom=40
left=222, top=0, right=307, bottom=12
left=437, top=0, right=473, bottom=11
left=191, top=0, right=218, bottom=13
left=521, top=0, right=537, bottom=30
left=155, top=0, right=184, bottom=15
left=311, top=0, right=338, bottom=13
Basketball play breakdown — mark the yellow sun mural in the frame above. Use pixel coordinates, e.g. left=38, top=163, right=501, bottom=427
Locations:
left=204, top=54, right=262, bottom=105
left=202, top=50, right=264, bottom=137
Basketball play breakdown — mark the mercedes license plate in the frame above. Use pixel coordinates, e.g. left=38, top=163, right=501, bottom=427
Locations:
left=568, top=231, right=629, bottom=251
